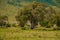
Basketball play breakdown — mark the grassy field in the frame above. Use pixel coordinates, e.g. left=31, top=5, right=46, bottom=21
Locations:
left=0, top=27, right=60, bottom=40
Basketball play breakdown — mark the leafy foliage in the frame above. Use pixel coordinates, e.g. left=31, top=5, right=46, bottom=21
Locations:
left=15, top=1, right=60, bottom=29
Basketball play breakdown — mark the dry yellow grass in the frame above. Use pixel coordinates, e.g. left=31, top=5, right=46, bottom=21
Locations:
left=0, top=27, right=60, bottom=40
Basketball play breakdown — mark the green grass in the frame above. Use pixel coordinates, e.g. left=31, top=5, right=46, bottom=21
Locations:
left=0, top=27, right=60, bottom=40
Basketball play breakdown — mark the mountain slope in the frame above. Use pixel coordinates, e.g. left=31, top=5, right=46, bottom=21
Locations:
left=7, top=0, right=58, bottom=7
left=0, top=0, right=60, bottom=24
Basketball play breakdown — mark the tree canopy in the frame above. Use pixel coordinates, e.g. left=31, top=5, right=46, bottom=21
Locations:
left=15, top=1, right=60, bottom=29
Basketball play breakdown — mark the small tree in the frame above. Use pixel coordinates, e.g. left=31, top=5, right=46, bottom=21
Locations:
left=0, top=15, right=10, bottom=27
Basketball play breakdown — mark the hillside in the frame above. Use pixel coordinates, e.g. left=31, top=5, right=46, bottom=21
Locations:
left=0, top=0, right=60, bottom=15
left=0, top=0, right=19, bottom=24
left=0, top=0, right=60, bottom=24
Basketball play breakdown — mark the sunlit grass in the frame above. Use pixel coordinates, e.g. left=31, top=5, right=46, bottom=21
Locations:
left=0, top=27, right=60, bottom=40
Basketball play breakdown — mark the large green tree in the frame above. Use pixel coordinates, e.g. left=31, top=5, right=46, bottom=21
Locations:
left=15, top=1, right=60, bottom=29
